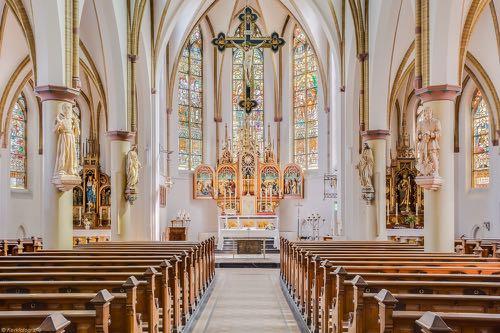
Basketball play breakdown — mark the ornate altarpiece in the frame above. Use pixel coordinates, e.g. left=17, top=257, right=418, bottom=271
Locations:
left=193, top=124, right=304, bottom=215
left=386, top=122, right=424, bottom=229
left=73, top=139, right=111, bottom=230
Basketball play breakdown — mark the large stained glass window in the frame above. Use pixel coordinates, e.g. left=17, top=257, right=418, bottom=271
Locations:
left=293, top=25, right=318, bottom=170
left=232, top=23, right=264, bottom=155
left=10, top=94, right=27, bottom=189
left=178, top=25, right=203, bottom=171
left=471, top=89, right=490, bottom=188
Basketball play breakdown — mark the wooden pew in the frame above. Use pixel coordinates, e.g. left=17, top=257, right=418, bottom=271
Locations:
left=280, top=237, right=500, bottom=333
left=1, top=239, right=216, bottom=332
left=1, top=237, right=42, bottom=256
left=0, top=289, right=115, bottom=333
left=347, top=282, right=500, bottom=332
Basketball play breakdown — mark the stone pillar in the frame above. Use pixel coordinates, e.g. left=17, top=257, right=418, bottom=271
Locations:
left=416, top=85, right=461, bottom=252
left=35, top=85, right=80, bottom=250
left=362, top=130, right=390, bottom=240
left=0, top=148, right=10, bottom=238
left=488, top=140, right=500, bottom=237
left=107, top=131, right=135, bottom=241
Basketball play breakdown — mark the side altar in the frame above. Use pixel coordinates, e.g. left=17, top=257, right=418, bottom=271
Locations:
left=193, top=124, right=304, bottom=249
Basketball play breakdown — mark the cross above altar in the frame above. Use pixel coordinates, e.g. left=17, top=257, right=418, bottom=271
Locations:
left=212, top=7, right=285, bottom=114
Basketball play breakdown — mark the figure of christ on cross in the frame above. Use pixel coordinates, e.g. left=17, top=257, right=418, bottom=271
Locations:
left=212, top=7, right=285, bottom=114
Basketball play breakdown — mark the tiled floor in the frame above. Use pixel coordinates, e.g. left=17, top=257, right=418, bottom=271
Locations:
left=191, top=268, right=301, bottom=333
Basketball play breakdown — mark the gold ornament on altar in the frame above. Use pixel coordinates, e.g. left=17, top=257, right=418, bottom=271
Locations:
left=73, top=139, right=111, bottom=229
left=193, top=120, right=304, bottom=215
left=386, top=109, right=424, bottom=229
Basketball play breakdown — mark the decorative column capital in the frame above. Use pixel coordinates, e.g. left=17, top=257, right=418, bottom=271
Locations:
left=361, top=129, right=390, bottom=141
left=106, top=131, right=136, bottom=142
left=34, top=85, right=79, bottom=103
left=415, top=84, right=461, bottom=103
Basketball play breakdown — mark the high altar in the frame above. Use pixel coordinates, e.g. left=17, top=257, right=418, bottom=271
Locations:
left=193, top=124, right=304, bottom=249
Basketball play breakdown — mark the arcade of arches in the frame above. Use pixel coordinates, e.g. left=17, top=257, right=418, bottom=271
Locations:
left=0, top=2, right=498, bottom=254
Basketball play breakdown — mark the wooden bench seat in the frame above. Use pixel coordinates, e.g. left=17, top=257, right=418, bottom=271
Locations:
left=280, top=237, right=500, bottom=333
left=0, top=289, right=141, bottom=333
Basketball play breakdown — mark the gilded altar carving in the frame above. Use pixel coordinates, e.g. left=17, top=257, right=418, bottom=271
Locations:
left=193, top=121, right=304, bottom=215
left=386, top=114, right=424, bottom=229
left=73, top=139, right=111, bottom=229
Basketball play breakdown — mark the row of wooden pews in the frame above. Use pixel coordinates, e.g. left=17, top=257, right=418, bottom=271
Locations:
left=1, top=237, right=43, bottom=256
left=0, top=238, right=216, bottom=333
left=280, top=237, right=500, bottom=333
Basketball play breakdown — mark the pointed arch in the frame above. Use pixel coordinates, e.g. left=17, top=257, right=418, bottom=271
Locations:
left=178, top=25, right=203, bottom=171
left=292, top=25, right=319, bottom=170
left=9, top=93, right=27, bottom=189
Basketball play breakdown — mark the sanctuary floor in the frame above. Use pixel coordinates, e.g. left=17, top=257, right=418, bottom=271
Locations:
left=190, top=268, right=301, bottom=332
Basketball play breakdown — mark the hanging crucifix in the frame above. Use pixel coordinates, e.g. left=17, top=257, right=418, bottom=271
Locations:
left=212, top=7, right=285, bottom=114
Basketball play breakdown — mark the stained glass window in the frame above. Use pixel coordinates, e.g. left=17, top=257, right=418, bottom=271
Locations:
left=178, top=25, right=203, bottom=171
left=471, top=89, right=490, bottom=188
left=10, top=94, right=27, bottom=189
left=232, top=21, right=264, bottom=155
left=293, top=26, right=319, bottom=170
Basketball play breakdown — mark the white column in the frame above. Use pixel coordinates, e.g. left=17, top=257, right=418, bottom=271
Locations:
left=416, top=86, right=460, bottom=252
left=35, top=86, right=80, bottom=250
left=362, top=130, right=390, bottom=240
left=0, top=148, right=10, bottom=238
left=107, top=131, right=134, bottom=241
left=488, top=143, right=500, bottom=237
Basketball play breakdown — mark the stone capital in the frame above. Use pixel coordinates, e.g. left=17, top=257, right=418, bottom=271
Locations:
left=106, top=131, right=136, bottom=142
left=415, top=85, right=461, bottom=103
left=361, top=129, right=390, bottom=141
left=35, top=85, right=79, bottom=103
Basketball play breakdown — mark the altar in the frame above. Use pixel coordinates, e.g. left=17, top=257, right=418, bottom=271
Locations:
left=193, top=123, right=304, bottom=249
left=217, top=215, right=279, bottom=250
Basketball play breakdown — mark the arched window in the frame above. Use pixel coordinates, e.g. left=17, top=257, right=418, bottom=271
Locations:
left=293, top=25, right=318, bottom=170
left=232, top=21, right=264, bottom=154
left=471, top=89, right=490, bottom=188
left=10, top=94, right=27, bottom=189
left=178, top=25, right=203, bottom=171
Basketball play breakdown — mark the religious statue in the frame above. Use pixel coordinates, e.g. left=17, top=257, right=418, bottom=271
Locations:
left=85, top=175, right=97, bottom=212
left=397, top=173, right=411, bottom=213
left=53, top=103, right=80, bottom=177
left=416, top=106, right=441, bottom=177
left=125, top=145, right=141, bottom=204
left=357, top=143, right=374, bottom=189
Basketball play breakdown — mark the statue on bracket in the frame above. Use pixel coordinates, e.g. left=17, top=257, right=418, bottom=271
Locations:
left=125, top=145, right=141, bottom=204
left=357, top=142, right=375, bottom=202
left=416, top=106, right=441, bottom=177
left=52, top=103, right=81, bottom=191
left=415, top=106, right=443, bottom=190
left=54, top=103, right=80, bottom=177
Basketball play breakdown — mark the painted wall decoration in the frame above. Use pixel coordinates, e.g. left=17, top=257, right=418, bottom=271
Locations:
left=193, top=165, right=215, bottom=199
left=283, top=164, right=304, bottom=199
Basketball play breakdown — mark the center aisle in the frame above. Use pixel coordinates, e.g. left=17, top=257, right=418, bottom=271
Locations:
left=191, top=268, right=301, bottom=333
